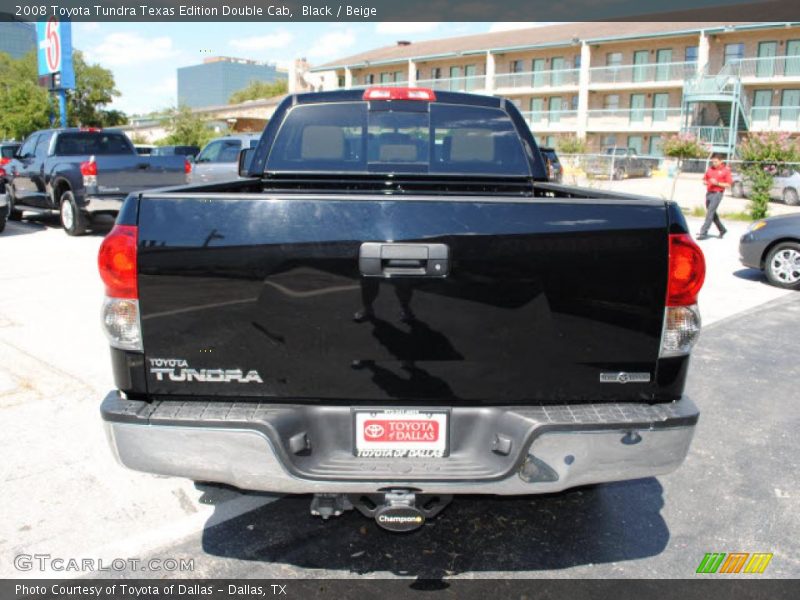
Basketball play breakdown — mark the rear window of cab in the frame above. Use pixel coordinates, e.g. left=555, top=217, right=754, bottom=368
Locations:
left=265, top=102, right=531, bottom=177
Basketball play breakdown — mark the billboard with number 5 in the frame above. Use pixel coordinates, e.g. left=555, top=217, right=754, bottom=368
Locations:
left=36, top=17, right=75, bottom=89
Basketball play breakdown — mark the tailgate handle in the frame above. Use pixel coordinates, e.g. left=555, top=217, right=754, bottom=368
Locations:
left=359, top=243, right=449, bottom=278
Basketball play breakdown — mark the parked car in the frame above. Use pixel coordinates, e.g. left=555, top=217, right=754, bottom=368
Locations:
left=134, top=144, right=155, bottom=155
left=5, top=128, right=190, bottom=235
left=99, top=88, right=705, bottom=532
left=731, top=169, right=800, bottom=206
left=0, top=142, right=21, bottom=234
left=739, top=213, right=800, bottom=289
left=585, top=147, right=659, bottom=180
left=151, top=145, right=201, bottom=160
left=539, top=146, right=563, bottom=183
left=189, top=134, right=260, bottom=184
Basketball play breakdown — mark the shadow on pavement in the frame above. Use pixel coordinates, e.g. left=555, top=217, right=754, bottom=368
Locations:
left=200, top=478, right=669, bottom=577
left=1, top=212, right=114, bottom=237
left=732, top=268, right=768, bottom=284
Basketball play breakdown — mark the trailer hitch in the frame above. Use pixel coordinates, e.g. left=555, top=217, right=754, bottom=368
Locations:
left=310, top=491, right=452, bottom=532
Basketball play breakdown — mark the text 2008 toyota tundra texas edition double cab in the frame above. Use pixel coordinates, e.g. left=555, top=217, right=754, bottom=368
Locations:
left=98, top=88, right=705, bottom=532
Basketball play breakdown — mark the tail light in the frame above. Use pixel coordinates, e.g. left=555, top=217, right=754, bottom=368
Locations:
left=660, top=234, right=706, bottom=357
left=98, top=225, right=142, bottom=352
left=362, top=87, right=436, bottom=101
left=80, top=158, right=98, bottom=187
left=184, top=159, right=192, bottom=174
left=0, top=157, right=10, bottom=177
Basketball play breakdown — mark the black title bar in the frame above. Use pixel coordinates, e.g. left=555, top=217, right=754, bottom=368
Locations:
left=0, top=0, right=797, bottom=22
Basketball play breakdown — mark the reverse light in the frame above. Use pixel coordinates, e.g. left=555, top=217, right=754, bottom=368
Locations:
left=660, top=233, right=706, bottom=357
left=98, top=224, right=141, bottom=351
left=80, top=157, right=98, bottom=187
left=660, top=305, right=702, bottom=357
left=101, top=297, right=142, bottom=352
left=362, top=87, right=436, bottom=101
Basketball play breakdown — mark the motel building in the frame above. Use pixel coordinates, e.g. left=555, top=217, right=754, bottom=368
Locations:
left=310, top=21, right=800, bottom=157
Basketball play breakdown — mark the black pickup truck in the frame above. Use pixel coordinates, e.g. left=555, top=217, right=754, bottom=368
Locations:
left=99, top=88, right=705, bottom=532
left=6, top=128, right=188, bottom=235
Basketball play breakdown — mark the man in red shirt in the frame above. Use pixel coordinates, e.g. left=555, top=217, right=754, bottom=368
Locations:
left=697, top=153, right=732, bottom=239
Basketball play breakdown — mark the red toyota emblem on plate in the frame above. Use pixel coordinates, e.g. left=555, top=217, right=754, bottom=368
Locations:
left=363, top=419, right=439, bottom=443
left=364, top=423, right=385, bottom=439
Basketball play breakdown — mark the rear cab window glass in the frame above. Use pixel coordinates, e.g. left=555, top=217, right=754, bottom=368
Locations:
left=19, top=135, right=39, bottom=157
left=197, top=140, right=243, bottom=163
left=54, top=132, right=134, bottom=156
left=1, top=145, right=19, bottom=158
left=266, top=101, right=531, bottom=177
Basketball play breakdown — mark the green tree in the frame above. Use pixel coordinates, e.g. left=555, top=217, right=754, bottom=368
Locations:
left=738, top=132, right=800, bottom=219
left=67, top=51, right=125, bottom=127
left=0, top=49, right=126, bottom=136
left=160, top=105, right=218, bottom=148
left=662, top=132, right=710, bottom=200
left=0, top=52, right=51, bottom=139
left=229, top=79, right=288, bottom=104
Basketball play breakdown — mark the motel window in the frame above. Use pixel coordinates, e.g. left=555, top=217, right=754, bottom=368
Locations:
left=570, top=95, right=579, bottom=111
left=751, top=89, right=772, bottom=122
left=549, top=96, right=563, bottom=122
left=394, top=71, right=405, bottom=83
left=606, top=52, right=623, bottom=67
left=337, top=76, right=345, bottom=88
left=380, top=73, right=391, bottom=84
left=627, top=135, right=643, bottom=155
left=604, top=94, right=620, bottom=110
left=366, top=74, right=375, bottom=84
left=724, top=43, right=745, bottom=65
left=648, top=137, right=663, bottom=156
left=510, top=60, right=525, bottom=73
left=450, top=66, right=462, bottom=91
left=431, top=67, right=442, bottom=80
left=602, top=134, right=618, bottom=147
left=529, top=98, right=544, bottom=122
left=685, top=46, right=698, bottom=63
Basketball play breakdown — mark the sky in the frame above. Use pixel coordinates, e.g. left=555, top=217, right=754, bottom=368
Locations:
left=71, top=21, right=545, bottom=116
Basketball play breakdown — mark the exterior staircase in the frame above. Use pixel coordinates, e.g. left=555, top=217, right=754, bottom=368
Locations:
left=681, top=64, right=750, bottom=157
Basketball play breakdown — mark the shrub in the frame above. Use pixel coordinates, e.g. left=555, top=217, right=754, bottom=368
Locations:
left=738, top=132, right=800, bottom=219
left=555, top=135, right=587, bottom=155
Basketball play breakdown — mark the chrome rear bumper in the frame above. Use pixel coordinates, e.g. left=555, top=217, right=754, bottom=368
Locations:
left=101, top=392, right=698, bottom=495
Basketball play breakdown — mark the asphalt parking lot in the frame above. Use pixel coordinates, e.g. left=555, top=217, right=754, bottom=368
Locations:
left=0, top=208, right=798, bottom=580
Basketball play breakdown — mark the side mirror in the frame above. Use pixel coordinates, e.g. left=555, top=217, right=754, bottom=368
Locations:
left=238, top=148, right=256, bottom=177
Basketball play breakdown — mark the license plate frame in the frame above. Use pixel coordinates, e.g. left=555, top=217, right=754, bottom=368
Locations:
left=352, top=409, right=450, bottom=458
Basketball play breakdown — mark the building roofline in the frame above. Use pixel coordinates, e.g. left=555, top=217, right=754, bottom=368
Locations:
left=309, top=21, right=800, bottom=73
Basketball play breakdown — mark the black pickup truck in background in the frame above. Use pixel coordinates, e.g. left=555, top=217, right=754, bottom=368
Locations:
left=5, top=128, right=189, bottom=235
left=99, top=88, right=706, bottom=532
left=585, top=146, right=660, bottom=180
